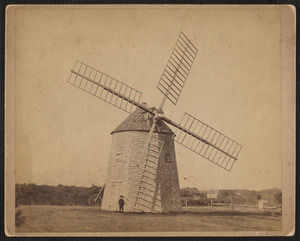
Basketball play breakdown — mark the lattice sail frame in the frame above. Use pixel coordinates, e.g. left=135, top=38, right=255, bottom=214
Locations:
left=173, top=113, right=242, bottom=171
left=68, top=61, right=142, bottom=113
left=157, top=32, right=198, bottom=105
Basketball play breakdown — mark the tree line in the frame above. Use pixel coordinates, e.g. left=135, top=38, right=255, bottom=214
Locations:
left=180, top=187, right=282, bottom=207
left=15, top=183, right=102, bottom=206
left=15, top=183, right=282, bottom=207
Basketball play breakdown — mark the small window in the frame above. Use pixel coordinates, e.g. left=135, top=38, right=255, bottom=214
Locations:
left=165, top=154, right=171, bottom=163
left=116, top=153, right=122, bottom=162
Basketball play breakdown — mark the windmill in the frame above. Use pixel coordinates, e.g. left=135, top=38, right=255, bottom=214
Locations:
left=67, top=32, right=242, bottom=213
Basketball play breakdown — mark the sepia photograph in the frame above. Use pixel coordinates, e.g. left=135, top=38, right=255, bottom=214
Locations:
left=5, top=5, right=295, bottom=236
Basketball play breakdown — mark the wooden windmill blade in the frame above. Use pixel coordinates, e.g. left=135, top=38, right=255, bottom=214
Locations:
left=68, top=61, right=143, bottom=114
left=162, top=113, right=242, bottom=172
left=157, top=32, right=198, bottom=109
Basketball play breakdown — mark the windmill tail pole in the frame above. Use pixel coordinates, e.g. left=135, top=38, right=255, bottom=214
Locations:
left=132, top=111, right=159, bottom=211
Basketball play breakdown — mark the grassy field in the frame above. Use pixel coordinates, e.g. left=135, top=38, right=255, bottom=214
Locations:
left=15, top=205, right=282, bottom=233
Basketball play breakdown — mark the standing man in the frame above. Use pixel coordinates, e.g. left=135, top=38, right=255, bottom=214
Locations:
left=118, top=195, right=125, bottom=213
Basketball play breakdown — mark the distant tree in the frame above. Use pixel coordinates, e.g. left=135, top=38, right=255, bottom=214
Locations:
left=15, top=210, right=25, bottom=227
left=15, top=198, right=25, bottom=228
left=257, top=194, right=262, bottom=200
left=218, top=190, right=235, bottom=200
left=273, top=192, right=282, bottom=207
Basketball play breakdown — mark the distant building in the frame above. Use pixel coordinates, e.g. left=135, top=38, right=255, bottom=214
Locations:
left=258, top=200, right=269, bottom=211
left=207, top=189, right=219, bottom=199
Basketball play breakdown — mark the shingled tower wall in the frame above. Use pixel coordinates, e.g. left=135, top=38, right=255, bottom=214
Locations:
left=101, top=107, right=182, bottom=213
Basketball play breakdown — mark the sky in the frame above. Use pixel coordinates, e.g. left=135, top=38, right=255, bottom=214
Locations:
left=14, top=6, right=282, bottom=190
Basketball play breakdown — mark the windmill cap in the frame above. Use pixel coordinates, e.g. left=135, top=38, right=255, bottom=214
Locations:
left=111, top=106, right=174, bottom=135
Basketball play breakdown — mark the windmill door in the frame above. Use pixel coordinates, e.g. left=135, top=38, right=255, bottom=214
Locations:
left=107, top=181, right=122, bottom=211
